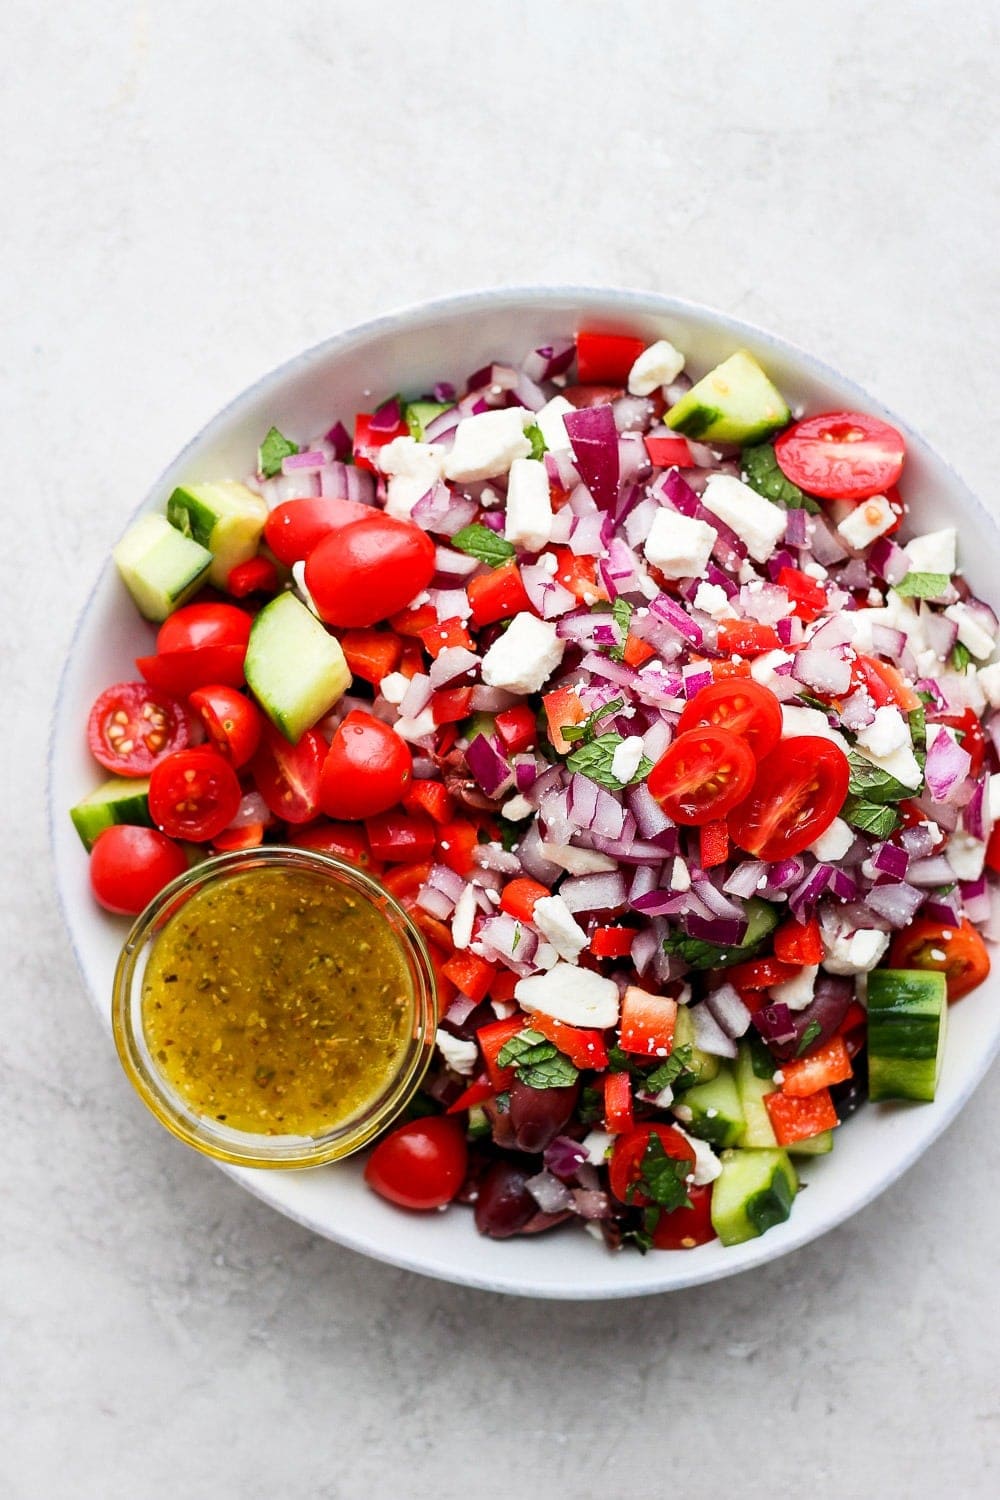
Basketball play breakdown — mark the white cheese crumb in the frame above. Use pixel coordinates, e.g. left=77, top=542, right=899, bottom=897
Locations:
left=627, top=339, right=686, bottom=396
left=435, top=1028, right=479, bottom=1076
left=643, top=508, right=717, bottom=579
left=443, top=408, right=533, bottom=482
left=532, top=894, right=588, bottom=962
left=611, top=735, right=645, bottom=784
left=481, top=613, right=565, bottom=694
left=700, top=474, right=786, bottom=564
left=515, top=963, right=621, bottom=1028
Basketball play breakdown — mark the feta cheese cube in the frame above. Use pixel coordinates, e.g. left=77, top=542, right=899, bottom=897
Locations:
left=627, top=339, right=686, bottom=396
left=501, top=793, right=534, bottom=821
left=855, top=705, right=909, bottom=757
left=780, top=704, right=851, bottom=754
left=451, top=883, right=478, bottom=951
left=504, top=457, right=553, bottom=553
left=978, top=661, right=1000, bottom=707
left=515, top=962, right=620, bottom=1028
left=581, top=1129, right=614, bottom=1167
left=945, top=602, right=996, bottom=661
left=853, top=738, right=923, bottom=790
left=904, top=528, right=957, bottom=575
left=837, top=494, right=896, bottom=550
left=673, top=1126, right=723, bottom=1186
left=533, top=942, right=560, bottom=971
left=947, top=830, right=986, bottom=881
left=643, top=508, right=716, bottom=579
left=611, top=735, right=645, bottom=784
left=377, top=435, right=448, bottom=520
left=378, top=671, right=410, bottom=705
left=481, top=612, right=565, bottom=694
left=435, top=1028, right=479, bottom=1076
left=671, top=856, right=691, bottom=893
left=534, top=395, right=575, bottom=454
left=808, top=816, right=854, bottom=862
left=443, top=408, right=533, bottom=482
left=393, top=707, right=437, bottom=742
left=532, top=894, right=588, bottom=962
left=750, top=649, right=793, bottom=688
left=770, top=964, right=819, bottom=1012
left=822, top=927, right=890, bottom=976
left=700, top=474, right=786, bottom=564
left=693, top=581, right=734, bottom=618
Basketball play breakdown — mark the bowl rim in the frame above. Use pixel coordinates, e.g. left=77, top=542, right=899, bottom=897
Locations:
left=48, top=283, right=1000, bottom=1298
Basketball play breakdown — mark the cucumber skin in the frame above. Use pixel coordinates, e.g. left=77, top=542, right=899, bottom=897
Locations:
left=70, top=778, right=153, bottom=850
left=710, top=1148, right=798, bottom=1247
left=113, top=514, right=212, bottom=622
left=735, top=1041, right=779, bottom=1149
left=666, top=351, right=791, bottom=445
left=867, top=969, right=947, bottom=1103
left=674, top=1064, right=745, bottom=1148
left=244, top=593, right=351, bottom=743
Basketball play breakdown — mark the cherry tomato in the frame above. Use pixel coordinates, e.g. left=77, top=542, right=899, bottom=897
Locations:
left=651, top=1183, right=717, bottom=1250
left=937, top=709, right=986, bottom=778
left=289, top=820, right=374, bottom=868
left=728, top=737, right=850, bottom=860
left=575, top=329, right=646, bottom=384
left=677, top=679, right=782, bottom=762
left=648, top=727, right=756, bottom=826
left=889, top=916, right=991, bottom=1002
left=89, top=825, right=188, bottom=915
left=263, top=497, right=373, bottom=566
left=148, top=746, right=242, bottom=842
left=251, top=724, right=326, bottom=824
left=608, top=1124, right=695, bottom=1208
left=137, top=644, right=247, bottom=696
left=319, top=710, right=412, bottom=820
left=189, top=685, right=264, bottom=768
left=86, top=681, right=189, bottom=777
left=364, top=1117, right=468, bottom=1210
left=774, top=411, right=905, bottom=500
left=304, top=515, right=436, bottom=628
left=157, top=602, right=253, bottom=655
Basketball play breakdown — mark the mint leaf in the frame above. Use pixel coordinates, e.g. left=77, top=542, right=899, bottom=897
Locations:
left=566, top=732, right=652, bottom=791
left=496, top=1028, right=579, bottom=1090
left=742, top=443, right=820, bottom=514
left=646, top=1045, right=695, bottom=1094
left=578, top=1084, right=604, bottom=1124
left=951, top=641, right=972, bottom=671
left=259, top=426, right=299, bottom=478
left=452, top=524, right=516, bottom=566
left=632, top=1132, right=692, bottom=1213
left=893, top=572, right=950, bottom=600
left=561, top=695, right=626, bottom=745
left=606, top=1044, right=632, bottom=1074
left=841, top=796, right=900, bottom=839
left=610, top=598, right=633, bottom=661
left=796, top=1021, right=823, bottom=1057
left=846, top=751, right=913, bottom=804
left=908, top=705, right=926, bottom=753
left=526, top=424, right=546, bottom=460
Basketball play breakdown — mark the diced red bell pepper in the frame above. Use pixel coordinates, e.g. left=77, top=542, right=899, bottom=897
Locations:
left=764, top=1087, right=839, bottom=1144
left=467, top=561, right=534, bottom=627
left=590, top=926, right=636, bottom=960
left=390, top=602, right=438, bottom=638
left=381, top=862, right=432, bottom=903
left=575, top=330, right=647, bottom=385
left=495, top=703, right=537, bottom=754
left=717, top=620, right=783, bottom=656
left=773, top=914, right=823, bottom=966
left=436, top=817, right=479, bottom=876
left=446, top=1073, right=495, bottom=1114
left=499, top=877, right=550, bottom=923
left=431, top=686, right=473, bottom=725
left=397, top=639, right=425, bottom=678
left=725, top=956, right=800, bottom=990
left=420, top=616, right=474, bottom=659
left=644, top=435, right=695, bottom=468
left=226, top=555, right=279, bottom=598
left=837, top=1000, right=869, bottom=1058
left=622, top=633, right=657, bottom=668
left=365, top=811, right=437, bottom=864
left=618, top=986, right=678, bottom=1058
left=550, top=546, right=607, bottom=604
left=851, top=654, right=921, bottom=712
left=442, top=952, right=497, bottom=1005
left=699, top=819, right=729, bottom=870
left=543, top=686, right=586, bottom=754
left=490, top=970, right=520, bottom=1005
left=477, top=1015, right=526, bottom=1090
left=710, top=658, right=752, bottom=679
left=778, top=566, right=827, bottom=622
left=340, top=628, right=402, bottom=685
left=353, top=409, right=409, bottom=472
left=531, top=1013, right=610, bottom=1070
left=604, top=1070, right=635, bottom=1134
left=403, top=779, right=455, bottom=825
left=780, top=1036, right=853, bottom=1098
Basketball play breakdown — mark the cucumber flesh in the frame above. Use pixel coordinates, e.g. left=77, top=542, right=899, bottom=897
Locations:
left=70, top=777, right=152, bottom=850
left=405, top=401, right=453, bottom=440
left=113, top=513, right=212, bottom=622
left=673, top=1063, right=745, bottom=1148
left=788, top=1129, right=834, bottom=1157
left=666, top=351, right=791, bottom=445
left=167, top=481, right=268, bottom=588
left=672, top=1003, right=720, bottom=1084
left=710, top=1147, right=798, bottom=1246
left=867, top=968, right=948, bottom=1102
left=244, top=592, right=351, bottom=743
left=735, top=1038, right=779, bottom=1148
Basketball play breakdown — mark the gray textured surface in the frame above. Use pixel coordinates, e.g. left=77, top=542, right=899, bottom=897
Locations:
left=4, top=1, right=1000, bottom=1495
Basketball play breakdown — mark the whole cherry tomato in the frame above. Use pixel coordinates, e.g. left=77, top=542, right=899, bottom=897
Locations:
left=89, top=825, right=188, bottom=915
left=319, top=710, right=412, bottom=820
left=304, top=515, right=436, bottom=628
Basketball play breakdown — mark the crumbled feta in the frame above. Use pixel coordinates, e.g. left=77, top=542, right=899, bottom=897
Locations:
left=534, top=395, right=575, bottom=453
left=481, top=612, right=565, bottom=694
left=904, top=528, right=957, bottom=576
left=947, top=830, right=986, bottom=881
left=822, top=927, right=891, bottom=976
left=435, top=1028, right=479, bottom=1076
left=693, top=581, right=734, bottom=618
left=855, top=705, right=909, bottom=758
left=750, top=649, right=793, bottom=688
left=671, top=856, right=691, bottom=893
left=378, top=671, right=410, bottom=705
left=515, top=962, right=621, bottom=1028
left=611, top=735, right=645, bottom=784
left=504, top=457, right=553, bottom=553
left=540, top=843, right=618, bottom=875
left=533, top=942, right=560, bottom=971
left=852, top=738, right=923, bottom=790
left=700, top=474, right=786, bottom=564
left=627, top=338, right=686, bottom=396
left=377, top=436, right=447, bottom=520
left=771, top=963, right=820, bottom=1012
left=501, top=793, right=534, bottom=822
left=673, top=1126, right=723, bottom=1186
left=643, top=508, right=716, bottom=579
left=581, top=1129, right=614, bottom=1167
left=450, top=884, right=477, bottom=951
left=781, top=704, right=850, bottom=754
left=837, top=494, right=896, bottom=550
left=945, top=602, right=996, bottom=661
left=443, top=408, right=533, bottom=482
left=532, top=894, right=588, bottom=962
left=808, top=816, right=855, bottom=862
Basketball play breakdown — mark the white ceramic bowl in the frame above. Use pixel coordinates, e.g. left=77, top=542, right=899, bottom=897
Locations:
left=50, top=287, right=1000, bottom=1298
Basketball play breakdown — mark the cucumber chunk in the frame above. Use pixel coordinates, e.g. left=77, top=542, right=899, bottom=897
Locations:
left=167, top=481, right=268, bottom=588
left=405, top=401, right=453, bottom=440
left=70, top=777, right=152, bottom=850
left=867, top=968, right=948, bottom=1102
left=673, top=1063, right=745, bottom=1148
left=244, top=593, right=350, bottom=743
left=113, top=513, right=213, bottom=622
left=672, top=1003, right=720, bottom=1085
left=666, top=350, right=791, bottom=445
left=710, top=1148, right=798, bottom=1246
left=787, top=1129, right=834, bottom=1157
left=735, top=1037, right=779, bottom=1148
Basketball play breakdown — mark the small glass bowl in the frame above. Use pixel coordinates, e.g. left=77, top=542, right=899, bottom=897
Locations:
left=112, top=846, right=437, bottom=1169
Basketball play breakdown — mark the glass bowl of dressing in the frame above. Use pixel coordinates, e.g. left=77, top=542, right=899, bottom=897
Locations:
left=112, top=846, right=437, bottom=1168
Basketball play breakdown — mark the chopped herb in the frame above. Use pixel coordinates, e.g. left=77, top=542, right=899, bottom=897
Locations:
left=510, top=923, right=522, bottom=954
left=606, top=1044, right=632, bottom=1074
left=631, top=1132, right=692, bottom=1213
left=525, top=424, right=546, bottom=461
left=452, top=524, right=516, bottom=566
left=796, top=1021, right=823, bottom=1057
left=500, top=821, right=522, bottom=853
left=841, top=796, right=901, bottom=840
left=578, top=1084, right=604, bottom=1124
left=496, top=1028, right=579, bottom=1090
left=846, top=751, right=913, bottom=805
left=646, top=1045, right=695, bottom=1094
left=562, top=695, right=626, bottom=745
left=258, top=426, right=299, bottom=478
left=951, top=641, right=972, bottom=671
left=609, top=598, right=634, bottom=660
left=566, top=732, right=653, bottom=791
left=741, top=442, right=820, bottom=513
left=892, top=572, right=950, bottom=600
left=908, top=705, right=926, bottom=753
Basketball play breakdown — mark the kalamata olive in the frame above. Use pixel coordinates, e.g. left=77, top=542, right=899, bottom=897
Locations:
left=769, top=975, right=854, bottom=1061
left=831, top=1047, right=868, bottom=1122
left=483, top=1094, right=518, bottom=1150
left=474, top=1161, right=538, bottom=1238
left=508, top=1080, right=579, bottom=1153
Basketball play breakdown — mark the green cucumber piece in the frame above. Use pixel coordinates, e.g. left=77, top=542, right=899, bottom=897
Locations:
left=70, top=777, right=153, bottom=850
left=666, top=350, right=791, bottom=445
left=672, top=1003, right=720, bottom=1084
left=405, top=401, right=453, bottom=440
left=466, top=1105, right=491, bottom=1141
left=113, top=513, right=212, bottom=622
left=710, top=1147, right=798, bottom=1246
left=867, top=968, right=948, bottom=1102
left=787, top=1129, right=834, bottom=1157
left=735, top=1038, right=780, bottom=1148
left=167, top=481, right=268, bottom=588
left=673, top=1063, right=745, bottom=1148
left=244, top=593, right=351, bottom=743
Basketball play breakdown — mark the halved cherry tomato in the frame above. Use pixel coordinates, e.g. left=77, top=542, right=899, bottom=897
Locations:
left=651, top=1182, right=717, bottom=1250
left=774, top=411, right=906, bottom=500
left=148, top=746, right=242, bottom=842
left=305, top=516, right=436, bottom=628
left=609, top=1123, right=695, bottom=1206
left=319, top=710, right=412, bottom=820
left=716, top=621, right=782, bottom=656
left=365, top=811, right=436, bottom=864
left=89, top=825, right=189, bottom=915
left=137, top=644, right=247, bottom=696
left=87, top=681, right=189, bottom=777
left=157, top=602, right=252, bottom=655
left=889, top=916, right=991, bottom=1002
left=648, top=727, right=756, bottom=826
left=575, top=330, right=646, bottom=385
left=189, top=685, right=263, bottom=768
left=263, top=497, right=373, bottom=566
left=251, top=724, right=326, bottom=824
left=364, top=1117, right=468, bottom=1210
left=289, top=820, right=372, bottom=867
left=211, top=822, right=265, bottom=852
left=728, top=737, right=849, bottom=860
left=678, top=679, right=782, bottom=762
left=226, top=556, right=279, bottom=598
left=937, top=708, right=986, bottom=778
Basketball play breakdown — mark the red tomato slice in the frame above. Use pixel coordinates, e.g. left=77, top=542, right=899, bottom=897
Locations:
left=89, top=825, right=189, bottom=915
left=677, top=679, right=782, bottom=762
left=263, top=497, right=374, bottom=566
left=319, top=710, right=413, bottom=820
left=156, top=602, right=252, bottom=655
left=774, top=411, right=905, bottom=500
left=728, top=736, right=850, bottom=860
left=648, top=726, right=756, bottom=826
left=889, top=916, right=991, bottom=1002
left=251, top=724, right=327, bottom=824
left=305, top=515, right=436, bottom=628
left=189, top=685, right=264, bottom=768
left=652, top=1183, right=717, bottom=1250
left=87, top=681, right=189, bottom=776
left=148, top=747, right=243, bottom=842
left=363, top=1117, right=468, bottom=1210
left=137, top=644, right=247, bottom=696
left=608, top=1124, right=695, bottom=1208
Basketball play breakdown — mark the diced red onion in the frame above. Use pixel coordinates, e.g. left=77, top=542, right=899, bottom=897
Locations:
left=465, top=734, right=514, bottom=798
left=723, top=860, right=767, bottom=899
left=840, top=690, right=878, bottom=731
left=900, top=822, right=939, bottom=859
left=776, top=616, right=804, bottom=647
left=809, top=517, right=850, bottom=567
left=629, top=865, right=660, bottom=903
left=656, top=468, right=700, bottom=517
left=921, top=608, right=959, bottom=660
left=641, top=718, right=671, bottom=765
left=871, top=841, right=910, bottom=879
left=685, top=914, right=746, bottom=946
left=568, top=510, right=604, bottom=557
left=650, top=593, right=703, bottom=647
left=571, top=1188, right=612, bottom=1220
left=630, top=928, right=658, bottom=976
left=558, top=871, right=628, bottom=913
left=589, top=833, right=670, bottom=865
left=282, top=449, right=328, bottom=474
left=792, top=648, right=852, bottom=696
left=682, top=662, right=714, bottom=698
left=961, top=876, right=992, bottom=925
left=324, top=420, right=351, bottom=460
left=429, top=646, right=479, bottom=688
left=925, top=728, right=972, bottom=803
left=525, top=1170, right=574, bottom=1215
left=434, top=546, right=480, bottom=579
left=444, top=994, right=477, bottom=1027
left=963, top=778, right=990, bottom=842
left=578, top=652, right=641, bottom=693
left=706, top=982, right=752, bottom=1039
left=400, top=673, right=432, bottom=720
left=543, top=1135, right=589, bottom=1181
left=522, top=340, right=575, bottom=383
left=417, top=882, right=456, bottom=920
left=870, top=624, right=907, bottom=660
left=517, top=822, right=563, bottom=885
left=690, top=1003, right=738, bottom=1059
left=477, top=913, right=538, bottom=967
left=228, top=789, right=271, bottom=828
left=789, top=863, right=833, bottom=918
left=563, top=404, right=620, bottom=510
left=783, top=508, right=809, bottom=547
left=923, top=887, right=963, bottom=923
left=865, top=881, right=925, bottom=928
left=627, top=780, right=675, bottom=842
left=753, top=1002, right=797, bottom=1047
left=469, top=685, right=520, bottom=712
left=907, top=855, right=958, bottom=887
left=869, top=536, right=910, bottom=584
